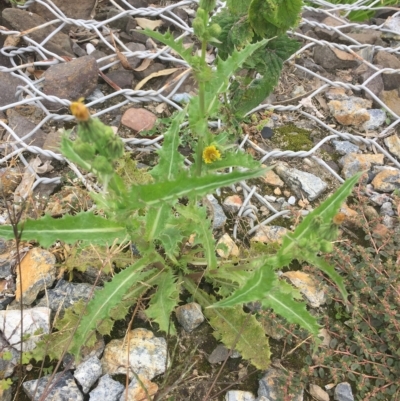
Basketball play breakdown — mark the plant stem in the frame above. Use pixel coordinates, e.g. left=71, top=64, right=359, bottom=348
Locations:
left=195, top=39, right=208, bottom=177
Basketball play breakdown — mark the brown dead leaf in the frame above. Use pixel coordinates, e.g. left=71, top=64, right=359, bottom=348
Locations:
left=135, top=18, right=163, bottom=31
left=99, top=70, right=121, bottom=91
left=33, top=70, right=44, bottom=79
left=135, top=68, right=179, bottom=90
left=109, top=30, right=132, bottom=71
left=4, top=35, right=20, bottom=47
left=332, top=48, right=357, bottom=61
left=134, top=58, right=152, bottom=72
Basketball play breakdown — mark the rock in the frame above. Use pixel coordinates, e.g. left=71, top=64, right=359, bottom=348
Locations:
left=43, top=56, right=98, bottom=110
left=334, top=382, right=354, bottom=401
left=318, top=328, right=332, bottom=348
left=282, top=271, right=326, bottom=308
left=314, top=16, right=347, bottom=41
left=124, top=42, right=146, bottom=69
left=369, top=192, right=391, bottom=206
left=2, top=9, right=73, bottom=57
left=101, top=328, right=168, bottom=379
left=0, top=72, right=24, bottom=107
left=274, top=163, right=327, bottom=201
left=331, top=140, right=360, bottom=155
left=0, top=333, right=19, bottom=378
left=15, top=248, right=56, bottom=305
left=208, top=344, right=240, bottom=364
left=0, top=387, right=12, bottom=401
left=251, top=226, right=288, bottom=244
left=362, top=109, right=386, bottom=131
left=119, top=374, right=158, bottom=401
left=355, top=64, right=384, bottom=101
left=175, top=302, right=205, bottom=332
left=74, top=356, right=103, bottom=393
left=373, top=51, right=400, bottom=91
left=133, top=62, right=165, bottom=81
left=328, top=97, right=372, bottom=126
left=223, top=195, right=243, bottom=213
left=6, top=108, right=47, bottom=148
left=121, top=107, right=157, bottom=133
left=0, top=167, right=22, bottom=195
left=0, top=307, right=50, bottom=352
left=89, top=374, right=124, bottom=401
left=258, top=368, right=303, bottom=401
left=313, top=45, right=358, bottom=71
left=380, top=201, right=395, bottom=216
left=204, top=194, right=227, bottom=229
left=379, top=90, right=400, bottom=116
left=36, top=279, right=101, bottom=312
left=107, top=9, right=133, bottom=31
left=384, top=134, right=400, bottom=158
left=0, top=275, right=15, bottom=310
left=90, top=49, right=113, bottom=69
left=45, top=186, right=93, bottom=216
left=23, top=371, right=84, bottom=401
left=288, top=196, right=296, bottom=205
left=262, top=169, right=285, bottom=187
left=339, top=153, right=384, bottom=179
left=217, top=233, right=239, bottom=258
left=342, top=30, right=382, bottom=45
left=104, top=70, right=134, bottom=89
left=309, top=384, right=329, bottom=401
left=371, top=168, right=400, bottom=192
left=225, top=390, right=256, bottom=401
left=29, top=0, right=96, bottom=21
left=338, top=203, right=359, bottom=223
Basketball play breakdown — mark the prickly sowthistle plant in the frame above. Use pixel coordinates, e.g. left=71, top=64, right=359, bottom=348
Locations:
left=0, top=0, right=361, bottom=372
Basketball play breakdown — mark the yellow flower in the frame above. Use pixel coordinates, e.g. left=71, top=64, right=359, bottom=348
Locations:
left=70, top=98, right=90, bottom=122
left=202, top=145, right=221, bottom=164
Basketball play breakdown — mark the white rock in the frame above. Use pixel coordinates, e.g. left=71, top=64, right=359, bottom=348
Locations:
left=225, top=390, right=256, bottom=401
left=217, top=233, right=239, bottom=258
left=74, top=356, right=102, bottom=393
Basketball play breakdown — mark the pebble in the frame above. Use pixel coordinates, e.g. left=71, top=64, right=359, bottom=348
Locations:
left=282, top=271, right=326, bottom=308
left=101, top=328, right=168, bottom=379
left=362, top=109, right=387, bottom=131
left=274, top=163, right=327, bottom=201
left=105, top=70, right=134, bottom=89
left=121, top=107, right=157, bottom=133
left=15, top=248, right=56, bottom=305
left=380, top=201, right=395, bottom=216
left=371, top=168, right=400, bottom=192
left=29, top=0, right=97, bottom=20
left=309, top=384, right=329, bottom=401
left=89, top=374, right=124, bottom=401
left=205, top=194, right=227, bottom=229
left=217, top=233, right=239, bottom=258
left=339, top=153, right=384, bottom=179
left=288, top=196, right=296, bottom=205
left=379, top=89, right=400, bottom=116
left=225, top=390, right=256, bottom=401
left=23, top=371, right=83, bottom=401
left=328, top=96, right=372, bottom=126
left=43, top=56, right=98, bottom=110
left=125, top=42, right=146, bottom=69
left=74, top=356, right=102, bottom=394
left=223, top=195, right=243, bottom=213
left=334, top=382, right=354, bottom=401
left=0, top=72, right=24, bottom=107
left=175, top=302, right=205, bottom=332
left=373, top=51, right=400, bottom=90
left=331, top=140, right=360, bottom=155
left=369, top=192, right=391, bottom=206
left=251, top=226, right=288, bottom=244
left=0, top=167, right=22, bottom=195
left=0, top=307, right=51, bottom=352
left=262, top=168, right=285, bottom=187
left=119, top=374, right=158, bottom=401
left=384, top=134, right=400, bottom=158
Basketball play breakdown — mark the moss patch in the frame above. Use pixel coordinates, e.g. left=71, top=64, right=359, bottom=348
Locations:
left=272, top=124, right=313, bottom=151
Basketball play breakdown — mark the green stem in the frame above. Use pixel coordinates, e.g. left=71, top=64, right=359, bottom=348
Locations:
left=195, top=39, right=209, bottom=177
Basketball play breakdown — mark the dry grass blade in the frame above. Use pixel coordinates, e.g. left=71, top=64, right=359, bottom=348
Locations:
left=109, top=29, right=133, bottom=71
left=135, top=68, right=179, bottom=90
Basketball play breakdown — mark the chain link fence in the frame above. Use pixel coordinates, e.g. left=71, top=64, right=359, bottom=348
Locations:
left=1, top=0, right=399, bottom=237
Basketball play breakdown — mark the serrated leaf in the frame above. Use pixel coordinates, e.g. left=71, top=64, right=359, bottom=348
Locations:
left=158, top=226, right=184, bottom=263
left=203, top=149, right=261, bottom=171
left=226, top=0, right=249, bottom=15
left=150, top=110, right=186, bottom=182
left=261, top=286, right=320, bottom=336
left=184, top=278, right=271, bottom=370
left=69, top=255, right=159, bottom=359
left=127, top=168, right=266, bottom=209
left=145, top=269, right=180, bottom=335
left=228, top=18, right=254, bottom=49
left=176, top=203, right=217, bottom=270
left=0, top=212, right=128, bottom=248
left=145, top=204, right=170, bottom=241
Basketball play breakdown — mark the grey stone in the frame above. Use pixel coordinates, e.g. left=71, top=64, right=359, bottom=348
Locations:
left=0, top=307, right=51, bottom=352
left=23, top=371, right=84, bottom=401
left=125, top=42, right=146, bottom=69
left=274, top=163, right=327, bottom=201
left=107, top=9, right=133, bottom=31
left=339, top=153, right=384, bottom=179
left=0, top=72, right=24, bottom=107
left=380, top=201, right=395, bottom=216
left=288, top=196, right=296, bottom=205
left=176, top=302, right=205, bottom=332
left=89, top=374, right=124, bottom=401
left=36, top=279, right=100, bottom=312
left=0, top=386, right=13, bottom=401
left=74, top=356, right=102, bottom=393
left=0, top=333, right=19, bottom=378
left=104, top=70, right=134, bottom=89
left=225, top=390, right=256, bottom=401
left=362, top=109, right=386, bottom=131
left=332, top=140, right=360, bottom=155
left=90, top=49, right=114, bottom=69
left=43, top=55, right=98, bottom=110
left=2, top=9, right=73, bottom=57
left=208, top=344, right=240, bottom=364
left=334, top=382, right=354, bottom=401
left=29, top=0, right=96, bottom=21
left=72, top=42, right=87, bottom=57
left=373, top=51, right=400, bottom=91
left=205, top=194, right=227, bottom=229
left=222, top=195, right=243, bottom=213
left=356, top=64, right=384, bottom=101
left=313, top=45, right=358, bottom=71
left=369, top=192, right=391, bottom=206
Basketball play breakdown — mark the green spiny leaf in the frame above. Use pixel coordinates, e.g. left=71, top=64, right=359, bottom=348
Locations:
left=226, top=0, right=249, bottom=15
left=145, top=269, right=180, bottom=335
left=158, top=226, right=184, bottom=263
left=150, top=110, right=186, bottom=182
left=145, top=204, right=171, bottom=242
left=203, top=149, right=261, bottom=171
left=184, top=278, right=271, bottom=370
left=0, top=212, right=128, bottom=248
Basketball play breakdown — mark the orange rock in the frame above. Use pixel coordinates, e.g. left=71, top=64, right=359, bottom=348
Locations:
left=121, top=108, right=157, bottom=133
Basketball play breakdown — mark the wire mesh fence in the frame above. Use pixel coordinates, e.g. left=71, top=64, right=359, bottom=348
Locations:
left=1, top=0, right=399, bottom=237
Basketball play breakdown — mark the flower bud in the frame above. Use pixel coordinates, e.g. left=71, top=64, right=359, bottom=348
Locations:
left=104, top=135, right=124, bottom=160
left=199, top=0, right=216, bottom=12
left=192, top=17, right=205, bottom=37
left=208, top=23, right=221, bottom=38
left=74, top=140, right=95, bottom=160
left=319, top=240, right=334, bottom=253
left=92, top=155, right=114, bottom=175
